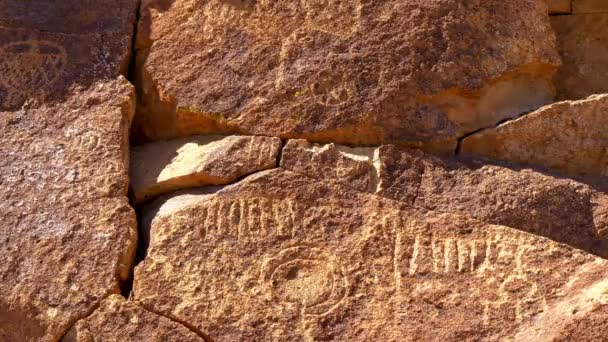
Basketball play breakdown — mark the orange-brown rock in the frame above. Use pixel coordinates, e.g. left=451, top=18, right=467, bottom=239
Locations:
left=547, top=0, right=572, bottom=13
left=282, top=140, right=608, bottom=255
left=552, top=14, right=608, bottom=100
left=460, top=95, right=608, bottom=180
left=134, top=169, right=608, bottom=341
left=0, top=0, right=137, bottom=34
left=572, top=0, right=608, bottom=13
left=134, top=0, right=559, bottom=150
left=130, top=135, right=281, bottom=203
left=63, top=295, right=204, bottom=342
left=0, top=79, right=137, bottom=341
left=0, top=0, right=136, bottom=111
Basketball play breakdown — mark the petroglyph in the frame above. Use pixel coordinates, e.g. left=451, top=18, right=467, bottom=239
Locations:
left=0, top=40, right=67, bottom=108
left=197, top=198, right=302, bottom=240
left=260, top=245, right=348, bottom=317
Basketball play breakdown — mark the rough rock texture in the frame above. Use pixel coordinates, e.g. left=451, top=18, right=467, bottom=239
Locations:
left=552, top=303, right=608, bottom=342
left=0, top=79, right=137, bottom=341
left=282, top=140, right=608, bottom=255
left=0, top=1, right=136, bottom=111
left=134, top=169, right=608, bottom=341
left=552, top=14, right=608, bottom=100
left=548, top=0, right=572, bottom=13
left=0, top=1, right=138, bottom=34
left=572, top=0, right=608, bottom=13
left=63, top=295, right=204, bottom=342
left=460, top=95, right=608, bottom=179
left=130, top=135, right=281, bottom=203
left=133, top=0, right=559, bottom=150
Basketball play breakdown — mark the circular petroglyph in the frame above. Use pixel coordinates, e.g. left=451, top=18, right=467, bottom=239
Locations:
left=0, top=40, right=67, bottom=109
left=261, top=245, right=348, bottom=316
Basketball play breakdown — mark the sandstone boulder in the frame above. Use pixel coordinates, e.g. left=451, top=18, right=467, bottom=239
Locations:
left=134, top=0, right=559, bottom=151
left=547, top=0, right=572, bottom=13
left=0, top=0, right=137, bottom=34
left=282, top=140, right=608, bottom=255
left=461, top=95, right=608, bottom=179
left=130, top=135, right=281, bottom=203
left=63, top=295, right=204, bottom=342
left=134, top=169, right=608, bottom=341
left=552, top=14, right=608, bottom=100
left=0, top=0, right=136, bottom=111
left=572, top=0, right=608, bottom=13
left=0, top=79, right=137, bottom=341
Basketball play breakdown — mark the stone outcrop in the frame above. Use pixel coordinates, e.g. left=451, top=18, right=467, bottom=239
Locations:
left=133, top=0, right=559, bottom=150
left=134, top=169, right=608, bottom=341
left=0, top=79, right=137, bottom=342
left=460, top=95, right=608, bottom=179
left=548, top=0, right=572, bottom=13
left=130, top=135, right=281, bottom=203
left=62, top=295, right=204, bottom=341
left=551, top=14, right=608, bottom=100
left=282, top=140, right=608, bottom=255
left=0, top=1, right=138, bottom=340
left=0, top=1, right=136, bottom=111
left=572, top=0, right=608, bottom=13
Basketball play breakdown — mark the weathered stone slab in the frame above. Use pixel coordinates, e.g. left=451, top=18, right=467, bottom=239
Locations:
left=551, top=14, right=608, bottom=100
left=0, top=26, right=132, bottom=111
left=133, top=0, right=559, bottom=150
left=134, top=169, right=608, bottom=341
left=461, top=95, right=608, bottom=179
left=548, top=0, right=572, bottom=13
left=0, top=0, right=138, bottom=34
left=282, top=140, right=608, bottom=255
left=130, top=135, right=281, bottom=203
left=573, top=0, right=608, bottom=13
left=63, top=295, right=204, bottom=341
left=0, top=79, right=137, bottom=341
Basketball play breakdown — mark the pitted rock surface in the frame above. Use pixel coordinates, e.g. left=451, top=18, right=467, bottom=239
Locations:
left=133, top=0, right=559, bottom=150
left=0, top=0, right=136, bottom=111
left=134, top=169, right=608, bottom=341
left=552, top=14, right=608, bottom=101
left=130, top=135, right=281, bottom=203
left=63, top=295, right=204, bottom=342
left=0, top=79, right=137, bottom=341
left=461, top=95, right=608, bottom=180
left=282, top=140, right=608, bottom=255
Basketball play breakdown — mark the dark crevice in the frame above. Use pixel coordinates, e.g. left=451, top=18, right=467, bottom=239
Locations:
left=454, top=109, right=536, bottom=155
left=139, top=303, right=214, bottom=342
left=276, top=138, right=287, bottom=167
left=120, top=0, right=142, bottom=300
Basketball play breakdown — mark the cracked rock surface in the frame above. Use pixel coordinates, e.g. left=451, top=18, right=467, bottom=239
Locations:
left=135, top=168, right=608, bottom=341
left=133, top=0, right=559, bottom=150
left=62, top=295, right=204, bottom=342
left=3, top=0, right=608, bottom=341
left=130, top=135, right=282, bottom=203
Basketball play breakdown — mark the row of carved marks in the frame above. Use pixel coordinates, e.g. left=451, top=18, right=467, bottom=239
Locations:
left=394, top=229, right=551, bottom=326
left=0, top=40, right=67, bottom=109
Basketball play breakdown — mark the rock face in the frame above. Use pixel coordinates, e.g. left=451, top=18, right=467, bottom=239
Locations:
left=0, top=1, right=136, bottom=111
left=133, top=0, right=559, bottom=150
left=63, top=295, right=204, bottom=341
left=572, top=0, right=608, bottom=13
left=547, top=0, right=572, bottom=13
left=282, top=140, right=608, bottom=255
left=0, top=2, right=137, bottom=340
left=134, top=169, right=608, bottom=341
left=0, top=79, right=137, bottom=342
left=130, top=135, right=281, bottom=203
left=552, top=14, right=608, bottom=100
left=460, top=95, right=608, bottom=179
